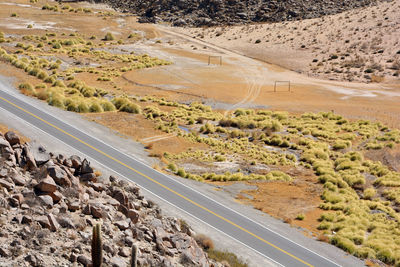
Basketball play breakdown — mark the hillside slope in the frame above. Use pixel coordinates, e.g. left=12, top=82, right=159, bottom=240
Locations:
left=95, top=0, right=383, bottom=26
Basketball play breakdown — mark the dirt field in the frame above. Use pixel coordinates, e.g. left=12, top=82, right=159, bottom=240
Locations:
left=1, top=1, right=400, bottom=259
left=178, top=0, right=400, bottom=84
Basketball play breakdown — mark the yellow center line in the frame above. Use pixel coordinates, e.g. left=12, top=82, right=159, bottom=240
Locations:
left=0, top=96, right=313, bottom=267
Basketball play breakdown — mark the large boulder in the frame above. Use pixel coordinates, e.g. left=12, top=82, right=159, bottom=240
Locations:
left=35, top=177, right=57, bottom=193
left=80, top=159, right=93, bottom=175
left=47, top=166, right=71, bottom=187
left=30, top=143, right=50, bottom=166
left=4, top=131, right=20, bottom=146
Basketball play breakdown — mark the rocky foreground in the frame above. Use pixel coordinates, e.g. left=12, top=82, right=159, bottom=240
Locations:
left=94, top=0, right=383, bottom=26
left=0, top=130, right=220, bottom=266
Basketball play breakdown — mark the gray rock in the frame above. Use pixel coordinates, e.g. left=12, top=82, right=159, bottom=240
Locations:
left=0, top=246, right=10, bottom=257
left=118, top=247, right=130, bottom=257
left=115, top=220, right=130, bottom=230
left=47, top=166, right=71, bottom=187
left=0, top=179, right=14, bottom=191
left=57, top=216, right=75, bottom=229
left=70, top=155, right=82, bottom=169
left=80, top=159, right=93, bottom=174
left=38, top=195, right=54, bottom=208
left=110, top=256, right=126, bottom=267
left=11, top=173, right=26, bottom=186
left=30, top=143, right=50, bottom=165
left=77, top=255, right=92, bottom=267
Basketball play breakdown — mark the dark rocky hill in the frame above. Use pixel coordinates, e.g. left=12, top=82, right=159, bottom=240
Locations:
left=94, top=0, right=384, bottom=26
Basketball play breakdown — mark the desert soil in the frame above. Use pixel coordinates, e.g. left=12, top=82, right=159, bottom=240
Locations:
left=1, top=0, right=400, bottom=242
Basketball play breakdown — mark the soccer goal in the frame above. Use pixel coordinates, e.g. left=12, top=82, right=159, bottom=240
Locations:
left=274, top=81, right=291, bottom=92
left=208, top=56, right=222, bottom=66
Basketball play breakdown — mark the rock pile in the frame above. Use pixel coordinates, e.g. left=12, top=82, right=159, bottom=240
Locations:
left=93, top=0, right=382, bottom=26
left=0, top=131, right=218, bottom=266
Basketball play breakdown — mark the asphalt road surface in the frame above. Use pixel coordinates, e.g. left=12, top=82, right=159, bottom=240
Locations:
left=0, top=88, right=342, bottom=267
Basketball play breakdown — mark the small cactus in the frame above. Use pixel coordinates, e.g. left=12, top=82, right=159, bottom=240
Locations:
left=92, top=223, right=103, bottom=267
left=131, top=244, right=138, bottom=267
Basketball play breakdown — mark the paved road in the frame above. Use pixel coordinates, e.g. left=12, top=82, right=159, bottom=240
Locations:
left=0, top=88, right=341, bottom=267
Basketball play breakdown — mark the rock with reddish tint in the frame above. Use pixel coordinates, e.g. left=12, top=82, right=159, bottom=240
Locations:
left=80, top=173, right=97, bottom=183
left=67, top=200, right=80, bottom=212
left=0, top=179, right=14, bottom=191
left=127, top=209, right=140, bottom=224
left=49, top=191, right=63, bottom=203
left=35, top=177, right=57, bottom=193
left=22, top=215, right=33, bottom=224
left=91, top=205, right=103, bottom=219
left=70, top=155, right=81, bottom=169
left=11, top=173, right=26, bottom=186
left=91, top=183, right=106, bottom=192
left=47, top=166, right=71, bottom=187
left=113, top=188, right=128, bottom=206
left=4, top=132, right=20, bottom=146
left=36, top=215, right=51, bottom=229
left=115, top=220, right=130, bottom=230
left=47, top=214, right=60, bottom=232
left=12, top=193, right=24, bottom=204
left=23, top=146, right=37, bottom=170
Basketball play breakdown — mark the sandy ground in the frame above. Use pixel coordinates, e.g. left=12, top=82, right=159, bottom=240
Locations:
left=177, top=0, right=400, bottom=84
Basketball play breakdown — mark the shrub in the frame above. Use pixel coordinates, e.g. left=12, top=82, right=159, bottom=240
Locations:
left=331, top=236, right=356, bottom=254
left=167, top=163, right=177, bottom=172
left=119, top=102, right=140, bottom=114
left=11, top=13, right=17, bottom=17
left=18, top=83, right=36, bottom=96
left=89, top=102, right=104, bottom=113
left=77, top=101, right=89, bottom=113
left=207, top=249, right=248, bottom=267
left=112, top=97, right=130, bottom=109
left=296, top=214, right=305, bottom=220
left=363, top=188, right=376, bottom=200
left=103, top=32, right=115, bottom=41
left=195, top=234, right=214, bottom=250
left=176, top=168, right=186, bottom=177
left=100, top=100, right=116, bottom=112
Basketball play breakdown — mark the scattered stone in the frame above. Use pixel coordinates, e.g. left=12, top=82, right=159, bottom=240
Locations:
left=30, top=143, right=50, bottom=165
left=11, top=173, right=26, bottom=186
left=38, top=195, right=54, bottom=208
left=22, top=215, right=33, bottom=224
left=47, top=166, right=71, bottom=187
left=0, top=179, right=14, bottom=191
left=35, top=176, right=57, bottom=193
left=47, top=214, right=60, bottom=232
left=115, top=220, right=130, bottom=230
left=4, top=132, right=20, bottom=146
left=80, top=159, right=93, bottom=174
left=0, top=246, right=9, bottom=257
left=70, top=155, right=82, bottom=169
left=77, top=255, right=92, bottom=267
left=127, top=209, right=140, bottom=224
left=91, top=205, right=103, bottom=219
left=67, top=200, right=80, bottom=212
left=49, top=191, right=63, bottom=203
left=110, top=256, right=126, bottom=267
